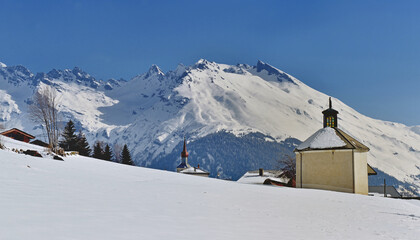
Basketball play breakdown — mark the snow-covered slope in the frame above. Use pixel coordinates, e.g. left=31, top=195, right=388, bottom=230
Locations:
left=0, top=60, right=419, bottom=195
left=0, top=139, right=419, bottom=240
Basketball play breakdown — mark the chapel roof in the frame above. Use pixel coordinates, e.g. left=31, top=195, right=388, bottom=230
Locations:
left=295, top=127, right=369, bottom=152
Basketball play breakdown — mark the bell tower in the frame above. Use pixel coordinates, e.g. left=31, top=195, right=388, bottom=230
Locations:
left=322, top=97, right=338, bottom=128
left=176, top=137, right=191, bottom=172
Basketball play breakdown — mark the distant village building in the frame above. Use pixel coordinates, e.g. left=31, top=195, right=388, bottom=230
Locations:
left=30, top=139, right=49, bottom=147
left=1, top=128, right=35, bottom=143
left=294, top=98, right=372, bottom=195
left=179, top=166, right=210, bottom=177
left=176, top=138, right=209, bottom=177
left=238, top=169, right=293, bottom=186
left=369, top=186, right=402, bottom=198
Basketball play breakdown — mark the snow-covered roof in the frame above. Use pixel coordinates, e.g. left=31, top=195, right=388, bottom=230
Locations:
left=180, top=167, right=209, bottom=174
left=237, top=170, right=287, bottom=185
left=176, top=162, right=190, bottom=169
left=296, top=127, right=369, bottom=151
left=296, top=127, right=345, bottom=150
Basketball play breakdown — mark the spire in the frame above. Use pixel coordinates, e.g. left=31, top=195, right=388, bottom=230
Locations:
left=181, top=137, right=189, bottom=158
left=329, top=97, right=332, bottom=109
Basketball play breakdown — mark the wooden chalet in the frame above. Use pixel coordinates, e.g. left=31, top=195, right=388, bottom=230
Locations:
left=1, top=128, right=35, bottom=143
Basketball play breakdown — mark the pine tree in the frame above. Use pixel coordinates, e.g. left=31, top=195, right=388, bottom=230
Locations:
left=59, top=120, right=78, bottom=151
left=76, top=131, right=91, bottom=156
left=103, top=144, right=112, bottom=161
left=121, top=144, right=133, bottom=165
left=92, top=142, right=104, bottom=159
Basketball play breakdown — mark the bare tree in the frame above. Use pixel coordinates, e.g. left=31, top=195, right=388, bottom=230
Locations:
left=277, top=154, right=296, bottom=178
left=0, top=123, right=4, bottom=149
left=273, top=154, right=297, bottom=187
left=29, top=86, right=60, bottom=152
left=113, top=143, right=123, bottom=163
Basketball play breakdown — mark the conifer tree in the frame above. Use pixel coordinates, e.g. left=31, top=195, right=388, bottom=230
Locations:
left=92, top=142, right=104, bottom=159
left=103, top=144, right=112, bottom=161
left=59, top=120, right=78, bottom=151
left=76, top=131, right=91, bottom=156
left=121, top=144, right=133, bottom=165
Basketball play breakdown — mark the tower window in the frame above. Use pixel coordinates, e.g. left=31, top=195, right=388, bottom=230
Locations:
left=326, top=116, right=335, bottom=127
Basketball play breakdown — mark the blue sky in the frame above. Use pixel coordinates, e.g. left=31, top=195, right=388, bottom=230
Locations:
left=0, top=0, right=419, bottom=125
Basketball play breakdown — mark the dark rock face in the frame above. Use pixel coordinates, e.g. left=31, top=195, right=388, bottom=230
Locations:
left=0, top=65, right=34, bottom=86
left=1, top=64, right=107, bottom=89
left=255, top=60, right=296, bottom=84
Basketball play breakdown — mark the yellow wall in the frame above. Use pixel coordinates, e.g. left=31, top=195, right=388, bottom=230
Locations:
left=353, top=152, right=368, bottom=195
left=296, top=152, right=302, bottom=188
left=296, top=149, right=369, bottom=195
left=296, top=150, right=354, bottom=193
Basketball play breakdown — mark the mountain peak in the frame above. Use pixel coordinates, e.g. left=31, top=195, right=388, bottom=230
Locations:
left=72, top=66, right=83, bottom=72
left=196, top=59, right=210, bottom=64
left=0, top=62, right=7, bottom=68
left=255, top=60, right=296, bottom=84
left=256, top=60, right=280, bottom=74
left=72, top=66, right=91, bottom=78
left=147, top=64, right=164, bottom=76
left=8, top=65, right=33, bottom=77
left=193, top=59, right=216, bottom=70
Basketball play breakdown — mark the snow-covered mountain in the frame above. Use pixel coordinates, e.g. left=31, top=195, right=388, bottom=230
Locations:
left=0, top=60, right=419, bottom=195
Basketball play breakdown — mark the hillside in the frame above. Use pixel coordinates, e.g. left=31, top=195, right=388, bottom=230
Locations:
left=0, top=137, right=419, bottom=240
left=0, top=60, right=419, bottom=195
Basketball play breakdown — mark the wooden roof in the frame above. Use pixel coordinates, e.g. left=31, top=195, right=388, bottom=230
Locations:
left=1, top=128, right=35, bottom=139
left=367, top=164, right=377, bottom=175
left=334, top=128, right=370, bottom=152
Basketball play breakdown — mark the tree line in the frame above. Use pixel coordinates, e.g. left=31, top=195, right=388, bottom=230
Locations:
left=60, top=120, right=133, bottom=165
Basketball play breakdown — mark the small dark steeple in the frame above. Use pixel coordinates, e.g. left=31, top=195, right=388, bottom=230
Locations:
left=322, top=97, right=339, bottom=128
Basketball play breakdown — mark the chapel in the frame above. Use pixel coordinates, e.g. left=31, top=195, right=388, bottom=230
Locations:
left=294, top=98, right=373, bottom=195
left=176, top=138, right=210, bottom=177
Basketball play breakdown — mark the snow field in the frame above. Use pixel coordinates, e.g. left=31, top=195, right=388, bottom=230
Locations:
left=0, top=138, right=419, bottom=240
